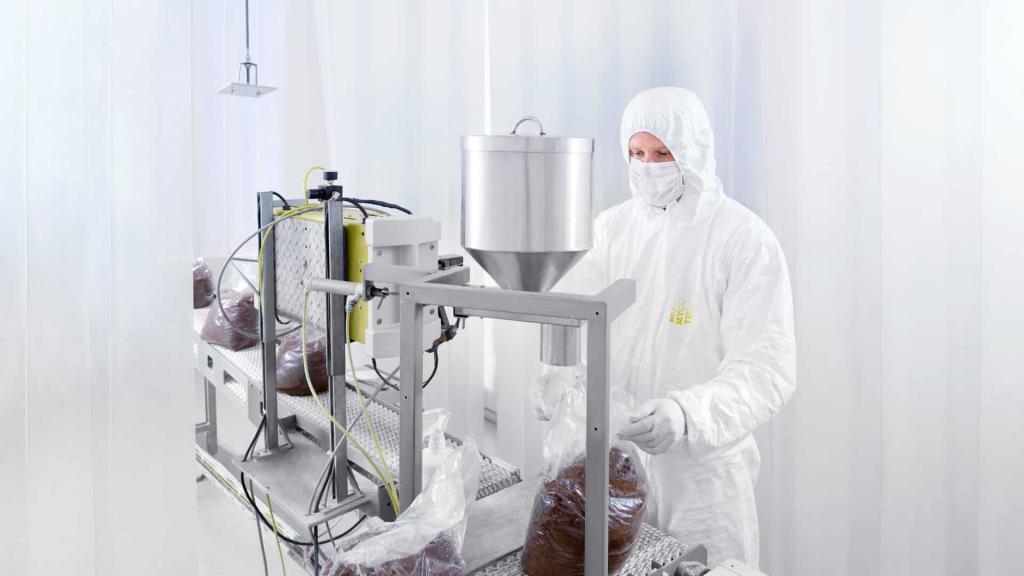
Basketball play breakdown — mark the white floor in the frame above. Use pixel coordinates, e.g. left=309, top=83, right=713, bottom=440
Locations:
left=197, top=476, right=308, bottom=576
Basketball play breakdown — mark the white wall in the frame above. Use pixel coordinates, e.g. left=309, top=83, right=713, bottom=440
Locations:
left=0, top=1, right=196, bottom=575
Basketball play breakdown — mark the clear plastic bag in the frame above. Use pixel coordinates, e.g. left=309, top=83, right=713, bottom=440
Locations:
left=530, top=363, right=586, bottom=421
left=521, top=388, right=648, bottom=576
left=200, top=290, right=260, bottom=351
left=276, top=329, right=328, bottom=396
left=192, top=259, right=215, bottom=309
left=323, top=439, right=482, bottom=576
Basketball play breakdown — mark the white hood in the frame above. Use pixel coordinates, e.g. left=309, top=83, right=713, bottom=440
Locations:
left=620, top=87, right=724, bottom=222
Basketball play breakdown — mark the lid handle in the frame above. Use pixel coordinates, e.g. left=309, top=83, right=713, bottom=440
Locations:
left=511, top=116, right=546, bottom=136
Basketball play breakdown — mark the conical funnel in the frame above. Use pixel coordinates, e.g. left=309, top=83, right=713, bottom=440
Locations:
left=462, top=118, right=594, bottom=293
left=463, top=250, right=586, bottom=293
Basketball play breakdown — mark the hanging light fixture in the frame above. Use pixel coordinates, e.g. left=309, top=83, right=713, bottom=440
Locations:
left=219, top=0, right=276, bottom=97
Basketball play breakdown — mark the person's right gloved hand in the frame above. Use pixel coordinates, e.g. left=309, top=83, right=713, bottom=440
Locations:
left=618, top=398, right=687, bottom=455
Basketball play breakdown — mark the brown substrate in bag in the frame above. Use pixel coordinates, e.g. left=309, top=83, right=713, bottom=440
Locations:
left=276, top=330, right=328, bottom=396
left=200, top=290, right=259, bottom=351
left=521, top=446, right=648, bottom=576
left=323, top=532, right=464, bottom=576
left=193, top=262, right=215, bottom=308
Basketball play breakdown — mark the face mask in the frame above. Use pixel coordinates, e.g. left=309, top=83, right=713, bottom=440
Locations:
left=629, top=159, right=684, bottom=208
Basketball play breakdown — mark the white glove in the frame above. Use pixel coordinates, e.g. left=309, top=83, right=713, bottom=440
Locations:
left=618, top=398, right=687, bottom=455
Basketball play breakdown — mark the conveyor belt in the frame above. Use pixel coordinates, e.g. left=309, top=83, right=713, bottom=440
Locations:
left=193, top=307, right=521, bottom=499
left=473, top=523, right=693, bottom=576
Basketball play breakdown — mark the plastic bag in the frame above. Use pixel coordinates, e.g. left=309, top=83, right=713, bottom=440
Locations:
left=192, top=259, right=215, bottom=309
left=323, top=439, right=482, bottom=576
left=200, top=290, right=260, bottom=351
left=521, top=388, right=648, bottom=576
left=530, top=363, right=586, bottom=421
left=276, top=329, right=328, bottom=396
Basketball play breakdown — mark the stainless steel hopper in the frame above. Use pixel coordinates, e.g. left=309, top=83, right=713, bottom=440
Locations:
left=461, top=117, right=594, bottom=364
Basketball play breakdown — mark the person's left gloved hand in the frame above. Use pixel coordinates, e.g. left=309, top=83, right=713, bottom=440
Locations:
left=618, top=398, right=687, bottom=455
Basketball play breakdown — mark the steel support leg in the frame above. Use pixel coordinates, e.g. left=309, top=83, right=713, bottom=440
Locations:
left=258, top=191, right=282, bottom=453
left=399, top=294, right=425, bottom=511
left=585, top=314, right=611, bottom=576
left=196, top=369, right=218, bottom=453
left=325, top=200, right=349, bottom=501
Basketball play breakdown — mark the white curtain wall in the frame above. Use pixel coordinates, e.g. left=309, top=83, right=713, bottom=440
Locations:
left=754, top=1, right=1024, bottom=574
left=0, top=1, right=195, bottom=575
left=188, top=1, right=1024, bottom=574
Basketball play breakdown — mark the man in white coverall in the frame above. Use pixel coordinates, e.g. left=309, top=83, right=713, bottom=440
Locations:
left=560, top=87, right=796, bottom=567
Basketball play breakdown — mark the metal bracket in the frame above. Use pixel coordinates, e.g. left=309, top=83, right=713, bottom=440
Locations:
left=396, top=278, right=637, bottom=576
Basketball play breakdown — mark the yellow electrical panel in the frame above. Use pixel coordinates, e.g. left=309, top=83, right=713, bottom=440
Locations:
left=344, top=208, right=369, bottom=344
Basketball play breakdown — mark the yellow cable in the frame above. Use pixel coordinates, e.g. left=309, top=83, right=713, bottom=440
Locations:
left=301, top=291, right=401, bottom=514
left=304, top=165, right=326, bottom=202
left=302, top=292, right=400, bottom=512
left=347, top=339, right=398, bottom=503
left=264, top=492, right=288, bottom=576
left=257, top=226, right=273, bottom=291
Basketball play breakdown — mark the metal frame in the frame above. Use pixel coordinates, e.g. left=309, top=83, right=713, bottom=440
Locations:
left=255, top=193, right=349, bottom=471
left=324, top=199, right=350, bottom=502
left=196, top=223, right=695, bottom=573
left=256, top=192, right=286, bottom=455
left=396, top=274, right=636, bottom=576
left=195, top=370, right=217, bottom=453
left=242, top=193, right=372, bottom=542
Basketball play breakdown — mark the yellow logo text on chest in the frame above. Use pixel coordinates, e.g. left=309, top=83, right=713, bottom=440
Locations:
left=668, top=298, right=694, bottom=326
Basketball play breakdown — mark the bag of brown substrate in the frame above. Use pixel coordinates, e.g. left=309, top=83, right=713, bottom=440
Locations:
left=323, top=440, right=481, bottom=576
left=521, top=388, right=648, bottom=576
left=192, top=259, right=215, bottom=309
left=200, top=290, right=260, bottom=350
left=325, top=532, right=463, bottom=576
left=277, top=330, right=328, bottom=396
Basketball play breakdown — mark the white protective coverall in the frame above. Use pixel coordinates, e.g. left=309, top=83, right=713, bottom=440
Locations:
left=564, top=87, right=796, bottom=567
